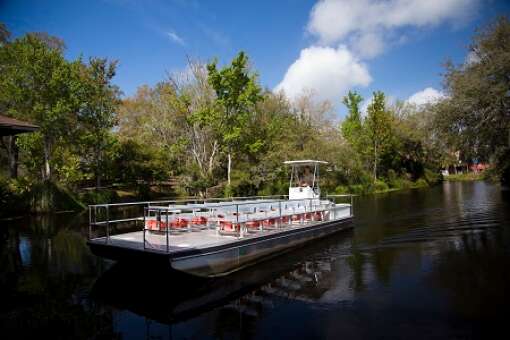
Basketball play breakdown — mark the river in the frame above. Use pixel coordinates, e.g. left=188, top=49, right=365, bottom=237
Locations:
left=1, top=181, right=509, bottom=339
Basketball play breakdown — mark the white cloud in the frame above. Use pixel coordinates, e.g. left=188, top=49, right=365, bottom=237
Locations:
left=275, top=45, right=372, bottom=103
left=407, top=87, right=445, bottom=106
left=351, top=31, right=385, bottom=59
left=307, top=0, right=478, bottom=59
left=166, top=30, right=185, bottom=45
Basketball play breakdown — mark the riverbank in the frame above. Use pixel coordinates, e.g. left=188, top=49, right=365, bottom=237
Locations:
left=1, top=170, right=442, bottom=218
left=333, top=169, right=442, bottom=196
left=444, top=172, right=485, bottom=181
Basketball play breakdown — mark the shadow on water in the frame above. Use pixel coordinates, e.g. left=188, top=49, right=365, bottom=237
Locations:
left=91, top=229, right=356, bottom=324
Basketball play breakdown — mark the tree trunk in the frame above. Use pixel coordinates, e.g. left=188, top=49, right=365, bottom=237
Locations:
left=227, top=151, right=232, bottom=186
left=373, top=141, right=378, bottom=181
left=96, top=168, right=101, bottom=188
left=3, top=136, right=19, bottom=179
left=43, top=137, right=52, bottom=181
left=95, top=145, right=102, bottom=189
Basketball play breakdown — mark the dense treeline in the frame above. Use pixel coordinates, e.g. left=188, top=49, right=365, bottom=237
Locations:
left=1, top=17, right=508, bottom=214
left=432, top=16, right=510, bottom=185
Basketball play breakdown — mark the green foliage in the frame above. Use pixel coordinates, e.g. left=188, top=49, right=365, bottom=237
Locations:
left=365, top=91, right=393, bottom=180
left=433, top=16, right=510, bottom=184
left=423, top=168, right=442, bottom=185
left=76, top=57, right=121, bottom=187
left=79, top=188, right=120, bottom=205
left=0, top=23, right=456, bottom=213
left=341, top=91, right=364, bottom=145
left=414, top=178, right=428, bottom=188
left=374, top=180, right=389, bottom=192
left=444, top=172, right=484, bottom=182
left=0, top=176, right=18, bottom=215
left=0, top=33, right=84, bottom=180
left=0, top=28, right=120, bottom=193
left=390, top=178, right=413, bottom=190
left=205, top=51, right=263, bottom=184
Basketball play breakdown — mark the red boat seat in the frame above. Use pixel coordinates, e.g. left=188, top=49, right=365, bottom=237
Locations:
left=314, top=212, right=323, bottom=221
left=262, top=218, right=275, bottom=227
left=191, top=216, right=208, bottom=225
left=170, top=217, right=189, bottom=229
left=220, top=220, right=240, bottom=231
left=246, top=220, right=260, bottom=229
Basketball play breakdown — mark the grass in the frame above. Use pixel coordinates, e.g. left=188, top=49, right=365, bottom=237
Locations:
left=444, top=172, right=484, bottom=181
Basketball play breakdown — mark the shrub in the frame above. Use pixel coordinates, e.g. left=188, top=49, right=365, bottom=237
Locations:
left=0, top=176, right=30, bottom=217
left=413, top=178, right=429, bottom=188
left=348, top=184, right=365, bottom=195
left=391, top=178, right=413, bottom=189
left=334, top=185, right=349, bottom=194
left=80, top=188, right=120, bottom=205
left=424, top=168, right=441, bottom=185
left=374, top=180, right=389, bottom=192
left=386, top=169, right=398, bottom=187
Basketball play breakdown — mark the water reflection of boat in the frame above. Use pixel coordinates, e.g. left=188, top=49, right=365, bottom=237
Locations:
left=91, top=230, right=355, bottom=324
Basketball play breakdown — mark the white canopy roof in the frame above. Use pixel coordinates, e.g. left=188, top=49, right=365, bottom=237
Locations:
left=283, top=160, right=328, bottom=165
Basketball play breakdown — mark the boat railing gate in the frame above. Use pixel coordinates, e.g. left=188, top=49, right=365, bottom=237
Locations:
left=326, top=194, right=355, bottom=216
left=87, top=194, right=288, bottom=242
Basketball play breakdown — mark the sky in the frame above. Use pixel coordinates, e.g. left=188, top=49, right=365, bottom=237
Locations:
left=1, top=0, right=510, bottom=117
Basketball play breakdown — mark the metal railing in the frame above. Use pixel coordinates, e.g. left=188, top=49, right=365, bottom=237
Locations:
left=326, top=194, right=355, bottom=216
left=88, top=195, right=288, bottom=240
left=88, top=194, right=354, bottom=252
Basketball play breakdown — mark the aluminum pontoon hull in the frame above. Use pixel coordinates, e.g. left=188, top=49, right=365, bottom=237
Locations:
left=88, top=216, right=353, bottom=278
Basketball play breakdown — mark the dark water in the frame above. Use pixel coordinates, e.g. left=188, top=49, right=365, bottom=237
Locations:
left=1, top=181, right=510, bottom=339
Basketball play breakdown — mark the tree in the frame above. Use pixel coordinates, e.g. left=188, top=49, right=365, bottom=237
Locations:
left=117, top=83, right=188, bottom=182
left=0, top=22, right=10, bottom=45
left=434, top=16, right=510, bottom=183
left=77, top=57, right=120, bottom=188
left=173, top=60, right=220, bottom=186
left=365, top=91, right=392, bottom=181
left=0, top=33, right=83, bottom=181
left=205, top=52, right=262, bottom=188
left=341, top=90, right=364, bottom=145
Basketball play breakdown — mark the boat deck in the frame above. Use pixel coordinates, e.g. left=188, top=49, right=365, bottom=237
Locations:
left=89, top=220, right=339, bottom=255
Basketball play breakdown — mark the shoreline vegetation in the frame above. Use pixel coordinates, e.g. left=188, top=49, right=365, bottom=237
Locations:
left=0, top=173, right=488, bottom=219
left=1, top=17, right=509, bottom=218
left=443, top=172, right=485, bottom=182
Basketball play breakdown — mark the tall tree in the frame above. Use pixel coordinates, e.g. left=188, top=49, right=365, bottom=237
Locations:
left=341, top=90, right=364, bottom=144
left=434, top=16, right=510, bottom=183
left=0, top=33, right=83, bottom=181
left=78, top=57, right=120, bottom=188
left=206, top=51, right=262, bottom=188
left=0, top=22, right=10, bottom=45
left=365, top=91, right=392, bottom=181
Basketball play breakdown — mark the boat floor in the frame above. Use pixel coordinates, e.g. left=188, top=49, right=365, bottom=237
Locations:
left=89, top=218, right=351, bottom=255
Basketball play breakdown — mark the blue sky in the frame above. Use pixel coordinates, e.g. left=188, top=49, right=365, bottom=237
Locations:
left=1, top=0, right=510, bottom=117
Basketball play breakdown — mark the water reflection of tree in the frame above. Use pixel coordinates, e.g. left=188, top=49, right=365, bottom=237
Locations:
left=428, top=229, right=510, bottom=322
left=346, top=247, right=366, bottom=292
left=0, top=214, right=115, bottom=338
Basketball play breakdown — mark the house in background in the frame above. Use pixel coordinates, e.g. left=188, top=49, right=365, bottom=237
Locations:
left=440, top=150, right=490, bottom=177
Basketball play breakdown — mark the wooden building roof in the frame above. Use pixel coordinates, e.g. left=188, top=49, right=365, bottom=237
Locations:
left=0, top=114, right=39, bottom=136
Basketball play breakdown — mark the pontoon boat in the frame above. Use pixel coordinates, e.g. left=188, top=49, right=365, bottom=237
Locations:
left=87, top=160, right=353, bottom=277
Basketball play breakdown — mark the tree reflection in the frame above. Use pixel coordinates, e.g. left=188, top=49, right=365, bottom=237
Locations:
left=0, top=214, right=113, bottom=338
